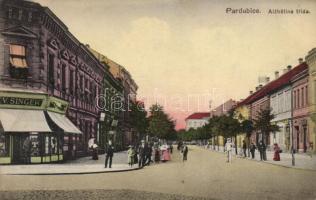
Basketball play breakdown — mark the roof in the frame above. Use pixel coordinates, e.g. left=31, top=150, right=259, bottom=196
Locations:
left=185, top=112, right=210, bottom=120
left=237, top=62, right=308, bottom=107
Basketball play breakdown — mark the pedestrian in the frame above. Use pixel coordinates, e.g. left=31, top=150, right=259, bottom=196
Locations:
left=258, top=140, right=266, bottom=161
left=250, top=142, right=256, bottom=159
left=273, top=143, right=281, bottom=161
left=127, top=145, right=135, bottom=167
left=138, top=143, right=145, bottom=167
left=170, top=144, right=173, bottom=154
left=105, top=140, right=114, bottom=168
left=154, top=145, right=160, bottom=163
left=92, top=142, right=98, bottom=160
left=242, top=140, right=247, bottom=158
left=225, top=138, right=233, bottom=163
left=177, top=141, right=183, bottom=151
left=182, top=144, right=188, bottom=162
left=161, top=144, right=171, bottom=162
left=145, top=144, right=153, bottom=165
left=134, top=145, right=138, bottom=164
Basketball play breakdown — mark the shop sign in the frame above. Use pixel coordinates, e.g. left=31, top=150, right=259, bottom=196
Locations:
left=47, top=96, right=68, bottom=114
left=0, top=91, right=46, bottom=110
left=0, top=96, right=43, bottom=107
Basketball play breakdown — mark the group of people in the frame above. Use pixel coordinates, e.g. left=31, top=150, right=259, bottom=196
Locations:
left=127, top=142, right=154, bottom=168
left=224, top=138, right=282, bottom=163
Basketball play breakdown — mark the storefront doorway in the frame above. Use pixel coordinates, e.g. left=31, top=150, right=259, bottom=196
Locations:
left=12, top=134, right=30, bottom=164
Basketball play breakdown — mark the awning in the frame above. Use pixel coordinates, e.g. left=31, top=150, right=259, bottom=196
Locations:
left=0, top=109, right=52, bottom=132
left=47, top=111, right=82, bottom=134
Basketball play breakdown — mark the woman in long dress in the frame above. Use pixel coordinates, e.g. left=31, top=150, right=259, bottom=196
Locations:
left=273, top=143, right=281, bottom=161
left=161, top=144, right=171, bottom=162
left=127, top=146, right=135, bottom=167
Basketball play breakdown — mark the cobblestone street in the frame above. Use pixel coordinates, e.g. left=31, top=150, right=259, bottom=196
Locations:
left=0, top=146, right=315, bottom=200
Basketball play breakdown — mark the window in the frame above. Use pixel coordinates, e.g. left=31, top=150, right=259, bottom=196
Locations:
left=0, top=134, right=9, bottom=157
left=61, top=64, right=66, bottom=92
left=293, top=91, right=296, bottom=109
left=48, top=53, right=54, bottom=86
left=80, top=75, right=83, bottom=91
left=51, top=136, right=58, bottom=155
left=297, top=90, right=300, bottom=108
left=301, top=87, right=305, bottom=107
left=30, top=134, right=40, bottom=156
left=69, top=70, right=74, bottom=95
left=45, top=136, right=50, bottom=155
left=305, top=86, right=308, bottom=105
left=9, top=44, right=28, bottom=79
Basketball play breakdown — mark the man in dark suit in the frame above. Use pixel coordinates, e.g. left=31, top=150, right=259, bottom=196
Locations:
left=105, top=141, right=114, bottom=168
left=138, top=144, right=145, bottom=167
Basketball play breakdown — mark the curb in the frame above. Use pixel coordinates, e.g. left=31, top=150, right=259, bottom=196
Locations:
left=3, top=166, right=143, bottom=176
left=203, top=147, right=316, bottom=172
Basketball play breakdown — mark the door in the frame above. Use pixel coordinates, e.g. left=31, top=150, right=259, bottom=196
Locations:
left=303, top=126, right=307, bottom=153
left=12, top=134, right=30, bottom=164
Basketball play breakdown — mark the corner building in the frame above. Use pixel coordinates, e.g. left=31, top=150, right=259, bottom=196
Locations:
left=0, top=0, right=105, bottom=163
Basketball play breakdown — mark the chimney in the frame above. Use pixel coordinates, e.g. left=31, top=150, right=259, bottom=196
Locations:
left=258, top=84, right=263, bottom=89
left=275, top=71, right=279, bottom=79
left=298, top=58, right=304, bottom=64
left=265, top=77, right=270, bottom=83
left=250, top=91, right=253, bottom=95
left=287, top=65, right=292, bottom=71
left=255, top=86, right=259, bottom=91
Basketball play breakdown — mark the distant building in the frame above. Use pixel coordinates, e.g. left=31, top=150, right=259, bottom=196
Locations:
left=87, top=47, right=138, bottom=147
left=185, top=112, right=210, bottom=131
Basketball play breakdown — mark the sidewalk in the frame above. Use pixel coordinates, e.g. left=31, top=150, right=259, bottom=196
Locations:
left=0, top=151, right=141, bottom=175
left=204, top=145, right=316, bottom=171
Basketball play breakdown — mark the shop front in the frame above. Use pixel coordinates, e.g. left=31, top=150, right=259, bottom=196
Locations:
left=0, top=90, right=82, bottom=164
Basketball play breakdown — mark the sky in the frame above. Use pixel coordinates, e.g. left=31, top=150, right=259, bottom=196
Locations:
left=33, top=0, right=316, bottom=130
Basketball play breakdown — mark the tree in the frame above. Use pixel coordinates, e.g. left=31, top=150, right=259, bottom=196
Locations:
left=253, top=108, right=279, bottom=160
left=241, top=119, right=254, bottom=157
left=129, top=101, right=148, bottom=143
left=147, top=104, right=176, bottom=140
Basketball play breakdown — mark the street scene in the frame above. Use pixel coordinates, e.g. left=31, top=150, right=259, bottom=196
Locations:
left=0, top=0, right=316, bottom=199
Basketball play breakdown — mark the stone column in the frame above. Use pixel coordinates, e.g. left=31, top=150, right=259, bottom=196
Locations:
left=306, top=48, right=316, bottom=153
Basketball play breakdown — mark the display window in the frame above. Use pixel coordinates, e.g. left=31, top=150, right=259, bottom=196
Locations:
left=0, top=134, right=9, bottom=157
left=45, top=135, right=50, bottom=155
left=51, top=136, right=58, bottom=154
left=30, top=134, right=40, bottom=156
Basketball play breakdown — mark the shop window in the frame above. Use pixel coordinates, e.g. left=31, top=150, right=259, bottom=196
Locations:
left=45, top=136, right=50, bottom=155
left=30, top=134, right=40, bottom=156
left=0, top=134, right=9, bottom=157
left=51, top=136, right=58, bottom=155
left=9, top=44, right=28, bottom=79
left=58, top=136, right=63, bottom=154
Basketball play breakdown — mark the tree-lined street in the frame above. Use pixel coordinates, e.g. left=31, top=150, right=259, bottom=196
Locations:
left=1, top=146, right=315, bottom=200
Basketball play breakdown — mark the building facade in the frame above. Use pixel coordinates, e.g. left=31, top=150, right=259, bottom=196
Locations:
left=0, top=0, right=106, bottom=163
left=87, top=46, right=138, bottom=148
left=291, top=68, right=309, bottom=153
left=306, top=48, right=316, bottom=153
left=270, top=85, right=291, bottom=151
